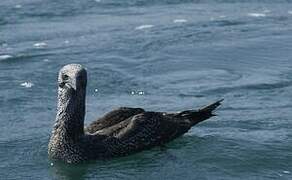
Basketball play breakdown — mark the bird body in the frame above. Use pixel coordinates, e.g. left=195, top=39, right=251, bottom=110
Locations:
left=48, top=64, right=223, bottom=164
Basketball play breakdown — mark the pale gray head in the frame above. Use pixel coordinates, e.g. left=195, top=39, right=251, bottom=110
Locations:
left=58, top=64, right=87, bottom=92
left=55, top=64, right=87, bottom=136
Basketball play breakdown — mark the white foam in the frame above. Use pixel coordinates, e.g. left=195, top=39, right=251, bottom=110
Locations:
left=64, top=40, right=70, bottom=44
left=135, top=25, right=154, bottom=30
left=94, top=0, right=101, bottom=2
left=173, top=19, right=188, bottom=23
left=247, top=13, right=266, bottom=17
left=0, top=55, right=12, bottom=61
left=43, top=59, right=49, bottom=62
left=283, top=171, right=290, bottom=174
left=33, top=42, right=47, bottom=48
left=20, top=82, right=34, bottom=88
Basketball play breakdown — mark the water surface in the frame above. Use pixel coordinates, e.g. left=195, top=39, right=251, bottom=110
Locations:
left=1, top=0, right=292, bottom=179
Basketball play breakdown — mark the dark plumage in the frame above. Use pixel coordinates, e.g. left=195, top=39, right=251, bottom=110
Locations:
left=48, top=64, right=223, bottom=164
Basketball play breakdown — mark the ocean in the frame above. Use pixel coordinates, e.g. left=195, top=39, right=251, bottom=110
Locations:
left=1, top=0, right=292, bottom=179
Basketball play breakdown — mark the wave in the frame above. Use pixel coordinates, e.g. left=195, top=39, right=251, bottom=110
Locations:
left=7, top=0, right=289, bottom=20
left=135, top=24, right=154, bottom=30
left=0, top=18, right=8, bottom=25
left=0, top=55, right=13, bottom=61
left=33, top=42, right=47, bottom=48
left=173, top=19, right=188, bottom=23
left=247, top=13, right=267, bottom=18
left=211, top=19, right=246, bottom=27
left=0, top=53, right=54, bottom=63
left=202, top=80, right=292, bottom=95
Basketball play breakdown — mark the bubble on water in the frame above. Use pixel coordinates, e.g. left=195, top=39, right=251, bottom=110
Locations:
left=43, top=59, right=49, bottom=62
left=138, top=91, right=144, bottom=95
left=33, top=42, right=47, bottom=48
left=50, top=162, right=54, bottom=166
left=131, top=91, right=135, bottom=95
left=283, top=171, right=290, bottom=174
left=94, top=89, right=99, bottom=92
left=20, top=82, right=34, bottom=88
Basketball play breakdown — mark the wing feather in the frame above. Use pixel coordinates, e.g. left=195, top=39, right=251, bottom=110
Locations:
left=85, top=107, right=144, bottom=133
left=115, top=112, right=191, bottom=152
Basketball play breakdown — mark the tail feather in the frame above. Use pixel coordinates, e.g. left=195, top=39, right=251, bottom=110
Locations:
left=198, top=98, right=224, bottom=116
left=177, top=99, right=223, bottom=126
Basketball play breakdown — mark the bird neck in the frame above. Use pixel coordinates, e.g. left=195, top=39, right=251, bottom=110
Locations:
left=53, top=89, right=86, bottom=141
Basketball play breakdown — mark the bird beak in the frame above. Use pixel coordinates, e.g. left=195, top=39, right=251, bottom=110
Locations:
left=58, top=80, right=77, bottom=91
left=67, top=80, right=77, bottom=91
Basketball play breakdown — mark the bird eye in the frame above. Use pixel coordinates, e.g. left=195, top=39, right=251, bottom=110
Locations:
left=62, top=74, right=69, bottom=81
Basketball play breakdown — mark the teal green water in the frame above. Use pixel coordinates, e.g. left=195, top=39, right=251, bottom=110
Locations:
left=1, top=0, right=292, bottom=179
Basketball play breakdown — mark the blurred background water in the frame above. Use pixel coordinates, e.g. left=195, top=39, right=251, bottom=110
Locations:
left=1, top=0, right=292, bottom=179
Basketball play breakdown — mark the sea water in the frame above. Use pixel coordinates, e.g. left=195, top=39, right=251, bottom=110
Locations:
left=1, top=0, right=292, bottom=179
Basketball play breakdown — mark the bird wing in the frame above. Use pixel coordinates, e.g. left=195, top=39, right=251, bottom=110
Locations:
left=112, top=112, right=192, bottom=153
left=90, top=100, right=222, bottom=157
left=105, top=100, right=223, bottom=155
left=85, top=107, right=145, bottom=134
